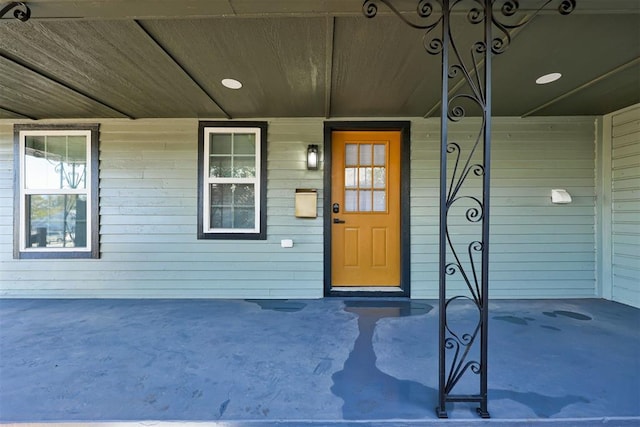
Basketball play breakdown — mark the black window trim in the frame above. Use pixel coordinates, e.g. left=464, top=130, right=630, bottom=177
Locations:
left=197, top=121, right=267, bottom=240
left=13, top=123, right=100, bottom=259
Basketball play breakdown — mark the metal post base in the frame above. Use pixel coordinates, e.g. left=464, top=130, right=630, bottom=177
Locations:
left=477, top=406, right=491, bottom=419
left=436, top=406, right=448, bottom=418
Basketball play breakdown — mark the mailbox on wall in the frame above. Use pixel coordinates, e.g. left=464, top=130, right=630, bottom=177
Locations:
left=295, top=189, right=317, bottom=218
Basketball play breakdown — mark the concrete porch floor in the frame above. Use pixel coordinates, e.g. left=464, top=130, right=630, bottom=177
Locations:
left=0, top=298, right=638, bottom=426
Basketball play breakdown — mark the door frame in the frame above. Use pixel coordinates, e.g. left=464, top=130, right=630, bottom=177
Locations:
left=323, top=121, right=411, bottom=297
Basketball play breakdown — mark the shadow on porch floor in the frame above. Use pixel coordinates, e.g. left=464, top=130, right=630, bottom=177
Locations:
left=0, top=298, right=638, bottom=425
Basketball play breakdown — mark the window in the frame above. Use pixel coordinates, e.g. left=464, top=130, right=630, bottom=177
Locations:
left=344, top=143, right=388, bottom=212
left=14, top=124, right=99, bottom=259
left=198, top=122, right=267, bottom=240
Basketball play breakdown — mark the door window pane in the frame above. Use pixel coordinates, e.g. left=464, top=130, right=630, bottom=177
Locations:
left=373, top=190, right=386, bottom=212
left=345, top=144, right=358, bottom=166
left=373, top=167, right=386, bottom=189
left=359, top=144, right=372, bottom=165
left=373, top=144, right=385, bottom=166
left=342, top=142, right=388, bottom=212
left=359, top=167, right=372, bottom=187
left=345, top=168, right=357, bottom=188
left=345, top=190, right=357, bottom=212
left=359, top=190, right=372, bottom=212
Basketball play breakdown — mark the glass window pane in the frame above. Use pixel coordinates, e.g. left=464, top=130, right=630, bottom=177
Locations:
left=345, top=168, right=357, bottom=188
left=210, top=184, right=233, bottom=205
left=345, top=190, right=357, bottom=212
left=359, top=190, right=372, bottom=212
left=67, top=136, right=88, bottom=161
left=233, top=157, right=256, bottom=178
left=26, top=194, right=87, bottom=248
left=359, top=167, right=372, bottom=188
left=25, top=135, right=45, bottom=153
left=233, top=134, right=256, bottom=154
left=373, top=167, right=386, bottom=189
left=359, top=144, right=372, bottom=165
left=233, top=184, right=255, bottom=207
left=373, top=144, right=385, bottom=166
left=209, top=156, right=232, bottom=178
left=210, top=184, right=255, bottom=229
left=373, top=190, right=386, bottom=212
left=233, top=207, right=255, bottom=229
left=65, top=137, right=88, bottom=189
left=345, top=144, right=358, bottom=166
left=210, top=134, right=232, bottom=155
left=210, top=207, right=232, bottom=229
left=25, top=135, right=87, bottom=190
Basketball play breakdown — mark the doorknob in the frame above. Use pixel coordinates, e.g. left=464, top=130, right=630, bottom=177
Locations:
left=333, top=218, right=346, bottom=224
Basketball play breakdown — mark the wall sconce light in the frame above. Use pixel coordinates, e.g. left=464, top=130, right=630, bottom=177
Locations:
left=307, top=144, right=319, bottom=170
left=551, top=189, right=572, bottom=204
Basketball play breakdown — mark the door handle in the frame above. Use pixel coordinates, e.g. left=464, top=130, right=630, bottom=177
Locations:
left=333, top=218, right=346, bottom=224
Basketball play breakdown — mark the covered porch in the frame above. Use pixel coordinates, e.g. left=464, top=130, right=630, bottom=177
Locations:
left=1, top=297, right=638, bottom=425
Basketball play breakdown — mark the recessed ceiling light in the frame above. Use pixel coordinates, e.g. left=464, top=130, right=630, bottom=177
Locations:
left=221, top=78, right=242, bottom=89
left=536, top=72, right=562, bottom=85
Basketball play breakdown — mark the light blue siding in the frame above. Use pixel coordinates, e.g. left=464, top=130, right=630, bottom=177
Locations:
left=0, top=116, right=598, bottom=299
left=611, top=106, right=640, bottom=308
left=0, top=119, right=325, bottom=298
left=410, top=117, right=596, bottom=299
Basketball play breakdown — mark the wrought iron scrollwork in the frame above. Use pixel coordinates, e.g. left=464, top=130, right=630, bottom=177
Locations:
left=0, top=1, right=31, bottom=21
left=491, top=0, right=576, bottom=53
left=363, top=0, right=575, bottom=418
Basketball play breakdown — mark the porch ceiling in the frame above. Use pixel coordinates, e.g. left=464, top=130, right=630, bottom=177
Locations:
left=0, top=0, right=638, bottom=120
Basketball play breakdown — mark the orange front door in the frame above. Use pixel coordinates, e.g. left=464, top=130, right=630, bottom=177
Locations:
left=331, top=131, right=401, bottom=287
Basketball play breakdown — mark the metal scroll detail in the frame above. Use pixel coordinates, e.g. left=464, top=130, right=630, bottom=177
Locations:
left=363, top=0, right=575, bottom=418
left=0, top=1, right=31, bottom=21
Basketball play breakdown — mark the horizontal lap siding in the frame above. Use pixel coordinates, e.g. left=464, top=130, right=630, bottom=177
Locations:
left=611, top=106, right=640, bottom=308
left=0, top=119, right=324, bottom=298
left=0, top=123, right=12, bottom=270
left=410, top=117, right=596, bottom=299
left=1, top=117, right=595, bottom=299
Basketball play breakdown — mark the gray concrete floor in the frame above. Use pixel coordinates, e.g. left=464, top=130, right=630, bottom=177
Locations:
left=0, top=298, right=638, bottom=426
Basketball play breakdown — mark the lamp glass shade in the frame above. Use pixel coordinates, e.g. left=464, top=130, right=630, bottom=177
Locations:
left=307, top=145, right=319, bottom=170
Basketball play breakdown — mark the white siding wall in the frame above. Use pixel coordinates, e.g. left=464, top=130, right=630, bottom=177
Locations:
left=604, top=105, right=640, bottom=308
left=0, top=116, right=597, bottom=299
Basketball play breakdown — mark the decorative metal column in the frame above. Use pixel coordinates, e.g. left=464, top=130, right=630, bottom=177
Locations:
left=0, top=2, right=31, bottom=21
left=363, top=0, right=575, bottom=418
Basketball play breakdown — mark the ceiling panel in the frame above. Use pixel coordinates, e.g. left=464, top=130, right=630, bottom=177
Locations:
left=534, top=63, right=640, bottom=116
left=16, top=0, right=640, bottom=19
left=9, top=0, right=235, bottom=19
left=0, top=56, right=125, bottom=119
left=490, top=13, right=640, bottom=116
left=331, top=15, right=443, bottom=117
left=0, top=20, right=227, bottom=118
left=141, top=17, right=328, bottom=118
left=0, top=107, right=26, bottom=119
left=0, top=2, right=638, bottom=120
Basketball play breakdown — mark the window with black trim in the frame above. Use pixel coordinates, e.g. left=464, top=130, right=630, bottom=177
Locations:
left=198, top=121, right=267, bottom=240
left=14, top=124, right=100, bottom=259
